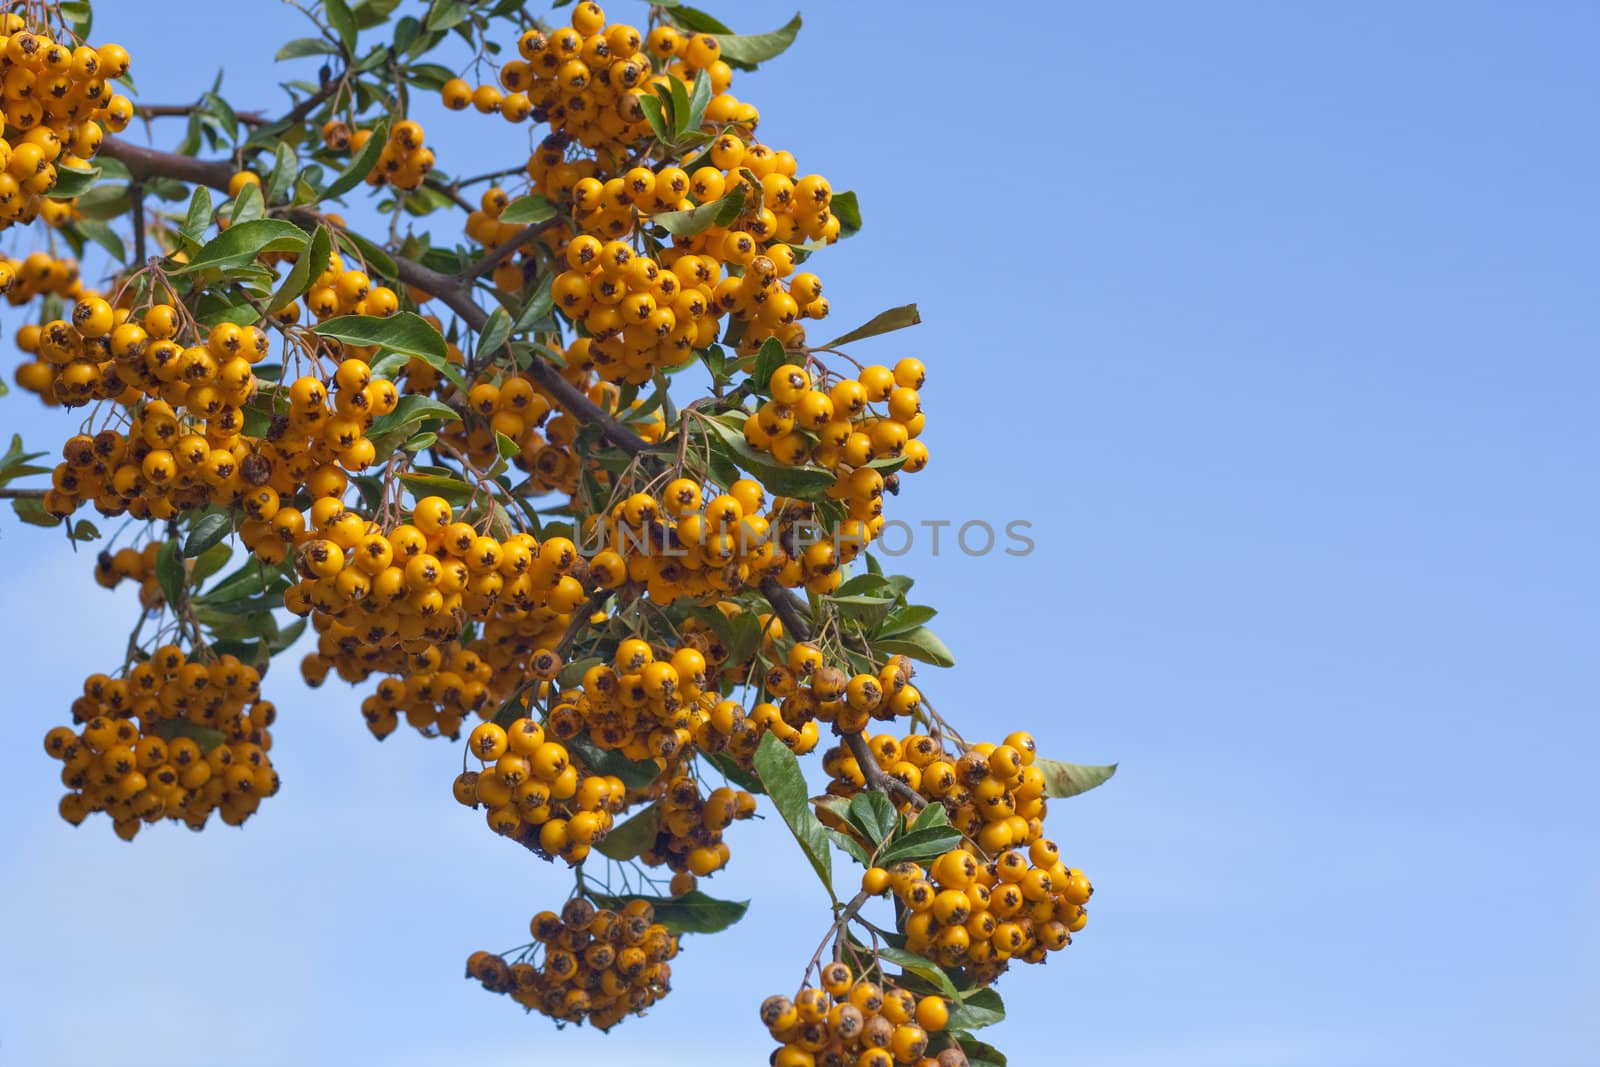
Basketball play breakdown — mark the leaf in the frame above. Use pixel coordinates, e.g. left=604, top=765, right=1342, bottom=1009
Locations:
left=556, top=655, right=603, bottom=689
left=949, top=988, right=1006, bottom=1032
left=821, top=303, right=921, bottom=349
left=12, top=498, right=59, bottom=527
left=264, top=142, right=300, bottom=205
left=567, top=736, right=660, bottom=791
left=846, top=791, right=898, bottom=847
left=270, top=224, right=330, bottom=315
left=587, top=891, right=748, bottom=935
left=876, top=824, right=963, bottom=867
left=1035, top=758, right=1118, bottom=799
left=498, top=194, right=557, bottom=225
left=228, top=181, right=265, bottom=226
left=180, top=219, right=308, bottom=273
left=955, top=1033, right=1008, bottom=1067
left=322, top=119, right=389, bottom=200
left=594, top=804, right=659, bottom=861
left=704, top=751, right=764, bottom=795
left=183, top=511, right=232, bottom=557
left=353, top=0, right=402, bottom=28
left=681, top=68, right=712, bottom=135
left=750, top=336, right=788, bottom=396
left=514, top=277, right=555, bottom=335
left=874, top=625, right=955, bottom=668
left=276, top=36, right=340, bottom=60
left=155, top=540, right=186, bottom=607
left=754, top=731, right=833, bottom=898
left=653, top=183, right=747, bottom=237
left=658, top=3, right=734, bottom=34
left=190, top=543, right=233, bottom=585
left=47, top=166, right=101, bottom=200
left=701, top=413, right=835, bottom=498
left=637, top=92, right=672, bottom=144
left=314, top=311, right=448, bottom=371
left=711, top=12, right=802, bottom=70
left=398, top=471, right=473, bottom=506
left=877, top=945, right=959, bottom=1001
left=182, top=184, right=212, bottom=243
left=325, top=0, right=358, bottom=52
left=831, top=190, right=862, bottom=237
left=909, top=801, right=952, bottom=833
left=334, top=227, right=398, bottom=280
left=478, top=306, right=512, bottom=359
left=70, top=519, right=100, bottom=543
left=73, top=219, right=125, bottom=262
left=366, top=394, right=460, bottom=449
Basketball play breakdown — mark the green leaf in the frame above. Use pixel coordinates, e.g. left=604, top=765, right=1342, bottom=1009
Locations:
left=403, top=61, right=455, bottom=91
left=874, top=625, right=955, bottom=668
left=334, top=227, right=398, bottom=281
left=72, top=219, right=125, bottom=262
left=567, top=736, right=661, bottom=790
left=587, top=891, right=748, bottom=935
left=709, top=12, right=802, bottom=70
left=322, top=119, right=389, bottom=201
left=701, top=413, right=834, bottom=498
left=191, top=543, right=234, bottom=585
left=499, top=194, right=557, bottom=225
left=877, top=945, right=959, bottom=1001
left=653, top=183, right=747, bottom=237
left=183, top=512, right=232, bottom=557
left=399, top=471, right=473, bottom=506
left=276, top=36, right=340, bottom=60
left=754, top=731, right=833, bottom=899
left=876, top=824, right=963, bottom=867
left=954, top=1033, right=1008, bottom=1067
left=658, top=3, right=734, bottom=35
left=514, top=276, right=555, bottom=335
left=704, top=751, right=764, bottom=795
left=821, top=303, right=921, bottom=349
left=846, top=791, right=898, bottom=847
left=366, top=394, right=460, bottom=450
left=478, top=306, right=512, bottom=358
left=556, top=655, right=603, bottom=689
left=325, top=0, right=358, bottom=52
left=750, top=336, right=788, bottom=396
left=1035, top=758, right=1118, bottom=799
left=11, top=498, right=59, bottom=527
left=949, top=989, right=1005, bottom=1032
left=637, top=91, right=672, bottom=144
left=180, top=219, right=308, bottom=273
left=909, top=801, right=952, bottom=834
left=155, top=540, right=186, bottom=607
left=313, top=312, right=455, bottom=388
left=353, top=0, right=402, bottom=28
left=70, top=519, right=100, bottom=543
left=264, top=143, right=300, bottom=205
left=48, top=166, right=101, bottom=200
left=61, top=0, right=92, bottom=37
left=182, top=184, right=212, bottom=244
left=269, top=224, right=331, bottom=315
left=832, top=190, right=862, bottom=237
left=594, top=803, right=659, bottom=861
left=681, top=68, right=712, bottom=135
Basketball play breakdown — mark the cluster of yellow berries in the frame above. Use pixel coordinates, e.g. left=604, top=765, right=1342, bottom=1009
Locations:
left=753, top=644, right=920, bottom=739
left=0, top=249, right=82, bottom=312
left=753, top=361, right=929, bottom=478
left=760, top=965, right=965, bottom=1067
left=454, top=716, right=628, bottom=864
left=304, top=257, right=403, bottom=322
left=43, top=649, right=279, bottom=839
left=341, top=643, right=491, bottom=739
left=639, top=773, right=755, bottom=884
left=358, top=119, right=435, bottom=192
left=467, top=896, right=677, bottom=1029
left=92, top=542, right=167, bottom=610
left=0, top=16, right=131, bottom=229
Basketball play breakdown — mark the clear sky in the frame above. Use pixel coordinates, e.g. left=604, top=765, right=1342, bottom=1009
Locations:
left=2, top=2, right=1597, bottom=1065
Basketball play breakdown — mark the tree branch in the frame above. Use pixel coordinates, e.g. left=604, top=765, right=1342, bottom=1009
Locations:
left=0, top=488, right=46, bottom=500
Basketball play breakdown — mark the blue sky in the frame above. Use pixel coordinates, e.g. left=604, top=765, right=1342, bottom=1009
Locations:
left=2, top=1, right=1597, bottom=1064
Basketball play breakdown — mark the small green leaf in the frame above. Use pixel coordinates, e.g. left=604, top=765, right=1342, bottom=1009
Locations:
left=70, top=519, right=101, bottom=543
left=183, top=512, right=232, bottom=557
left=638, top=92, right=672, bottom=144
left=399, top=471, right=473, bottom=506
left=567, top=736, right=661, bottom=791
left=498, top=194, right=557, bottom=225
left=276, top=36, right=340, bottom=60
left=750, top=336, right=788, bottom=396
left=681, top=68, right=712, bottom=134
left=11, top=498, right=59, bottom=527
left=653, top=182, right=747, bottom=237
left=182, top=184, right=213, bottom=243
left=155, top=540, right=186, bottom=607
left=877, top=945, right=960, bottom=1001
left=180, top=219, right=308, bottom=273
left=754, top=731, right=834, bottom=898
left=47, top=165, right=100, bottom=200
left=264, top=142, right=300, bottom=205
left=846, top=791, right=898, bottom=847
left=269, top=223, right=331, bottom=315
left=821, top=303, right=922, bottom=349
left=478, top=306, right=512, bottom=358
left=949, top=989, right=1006, bottom=1032
left=955, top=1033, right=1008, bottom=1067
left=874, top=625, right=955, bottom=668
left=876, top=824, right=963, bottom=866
left=831, top=190, right=862, bottom=237
left=314, top=312, right=462, bottom=388
left=556, top=655, right=604, bottom=689
left=704, top=751, right=764, bottom=795
left=322, top=119, right=389, bottom=200
left=586, top=890, right=748, bottom=935
left=594, top=804, right=659, bottom=861
left=71, top=219, right=126, bottom=262
left=191, top=543, right=234, bottom=585
left=325, top=0, right=359, bottom=52
left=709, top=12, right=802, bottom=70
left=1035, top=758, right=1118, bottom=799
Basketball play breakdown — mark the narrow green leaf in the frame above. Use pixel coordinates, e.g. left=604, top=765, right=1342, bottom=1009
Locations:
left=12, top=498, right=59, bottom=527
left=653, top=182, right=747, bottom=237
left=275, top=36, right=340, bottom=60
left=876, top=824, right=964, bottom=866
left=874, top=625, right=955, bottom=668
left=269, top=224, right=331, bottom=315
left=325, top=0, right=359, bottom=52
left=586, top=890, right=748, bottom=935
left=72, top=219, right=125, bottom=262
left=754, top=731, right=834, bottom=898
left=322, top=120, right=389, bottom=200
left=821, top=303, right=922, bottom=349
left=191, top=543, right=233, bottom=585
left=183, top=512, right=232, bottom=557
left=711, top=12, right=802, bottom=70
left=1035, top=758, right=1118, bottom=799
left=832, top=190, right=862, bottom=237
left=594, top=804, right=659, bottom=861
left=949, top=989, right=1006, bottom=1032
left=499, top=194, right=557, bottom=225
left=155, top=540, right=186, bottom=607
left=180, top=218, right=308, bottom=273
left=478, top=306, right=512, bottom=358
left=877, top=945, right=960, bottom=1000
left=47, top=166, right=101, bottom=200
left=750, top=336, right=788, bottom=396
left=846, top=791, right=898, bottom=847
left=681, top=68, right=712, bottom=134
left=264, top=143, right=300, bottom=205
left=182, top=184, right=212, bottom=243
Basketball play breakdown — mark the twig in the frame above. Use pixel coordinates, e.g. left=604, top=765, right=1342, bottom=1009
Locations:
left=0, top=488, right=46, bottom=500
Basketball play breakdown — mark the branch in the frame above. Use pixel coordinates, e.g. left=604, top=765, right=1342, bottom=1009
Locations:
left=846, top=731, right=927, bottom=810
left=761, top=577, right=812, bottom=641
left=464, top=219, right=563, bottom=283
left=137, top=103, right=268, bottom=126
left=0, top=488, right=46, bottom=500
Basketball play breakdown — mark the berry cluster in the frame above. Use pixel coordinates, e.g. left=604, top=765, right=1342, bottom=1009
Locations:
left=42, top=649, right=278, bottom=839
left=92, top=542, right=166, bottom=610
left=752, top=361, right=929, bottom=478
left=760, top=965, right=965, bottom=1067
left=467, top=896, right=678, bottom=1029
left=0, top=16, right=131, bottom=230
